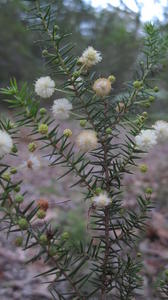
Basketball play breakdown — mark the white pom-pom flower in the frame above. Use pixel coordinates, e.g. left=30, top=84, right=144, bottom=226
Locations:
left=52, top=98, right=72, bottom=120
left=21, top=154, right=41, bottom=171
left=135, top=129, right=157, bottom=151
left=92, top=192, right=112, bottom=208
left=76, top=130, right=98, bottom=152
left=152, top=120, right=168, bottom=142
left=0, top=130, right=13, bottom=157
left=35, top=76, right=55, bottom=98
left=79, top=46, right=102, bottom=68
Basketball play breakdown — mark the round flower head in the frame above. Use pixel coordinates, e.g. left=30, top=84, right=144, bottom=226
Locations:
left=79, top=46, right=102, bottom=68
left=92, top=192, right=112, bottom=208
left=76, top=130, right=98, bottom=152
left=93, top=78, right=111, bottom=97
left=21, top=154, right=41, bottom=171
left=135, top=129, right=157, bottom=151
left=152, top=120, right=168, bottom=142
left=0, top=130, right=13, bottom=157
left=52, top=98, right=72, bottom=120
left=35, top=76, right=55, bottom=98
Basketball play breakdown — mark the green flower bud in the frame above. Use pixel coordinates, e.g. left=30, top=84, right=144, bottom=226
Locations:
left=153, top=86, right=159, bottom=93
left=108, top=75, right=116, bottom=83
left=14, top=185, right=20, bottom=192
left=133, top=80, right=143, bottom=89
left=28, top=142, right=37, bottom=152
left=49, top=245, right=57, bottom=257
left=63, top=129, right=72, bottom=137
left=15, top=236, right=23, bottom=247
left=149, top=96, right=155, bottom=102
left=18, top=218, right=28, bottom=230
left=145, top=187, right=152, bottom=195
left=165, top=270, right=168, bottom=277
left=139, top=164, right=148, bottom=173
left=2, top=173, right=11, bottom=181
left=95, top=187, right=102, bottom=195
left=142, top=112, right=148, bottom=118
left=40, top=108, right=47, bottom=115
left=15, top=194, right=24, bottom=204
left=39, top=234, right=48, bottom=245
left=54, top=25, right=59, bottom=31
left=137, top=252, right=142, bottom=258
left=106, top=127, right=112, bottom=134
left=72, top=71, right=80, bottom=80
left=61, top=232, right=69, bottom=240
left=37, top=209, right=46, bottom=219
left=10, top=167, right=17, bottom=174
left=80, top=120, right=87, bottom=127
left=144, top=102, right=151, bottom=108
left=38, top=123, right=48, bottom=135
left=11, top=144, right=18, bottom=153
left=42, top=49, right=48, bottom=56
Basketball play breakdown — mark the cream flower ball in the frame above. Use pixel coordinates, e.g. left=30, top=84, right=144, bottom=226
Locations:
left=135, top=129, right=157, bottom=151
left=79, top=46, right=102, bottom=68
left=0, top=130, right=13, bottom=157
left=92, top=192, right=112, bottom=208
left=152, top=120, right=168, bottom=142
left=52, top=98, right=72, bottom=120
left=76, top=130, right=98, bottom=152
left=92, top=78, right=111, bottom=97
left=35, top=76, right=55, bottom=98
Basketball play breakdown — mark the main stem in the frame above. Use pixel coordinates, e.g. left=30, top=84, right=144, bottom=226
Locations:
left=101, top=100, right=110, bottom=300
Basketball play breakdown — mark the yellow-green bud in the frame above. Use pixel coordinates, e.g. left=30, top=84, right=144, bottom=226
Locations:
left=54, top=25, right=59, bottom=31
left=142, top=112, right=148, bottom=118
left=11, top=145, right=18, bottom=153
left=37, top=209, right=46, bottom=219
left=38, top=123, right=48, bottom=135
left=119, top=208, right=125, bottom=216
left=108, top=75, right=116, bottom=83
left=149, top=96, right=155, bottom=102
left=137, top=252, right=142, bottom=258
left=95, top=187, right=102, bottom=195
left=49, top=245, right=57, bottom=257
left=14, top=185, right=20, bottom=192
left=144, top=102, right=151, bottom=108
left=8, top=122, right=15, bottom=129
left=18, top=218, right=28, bottom=230
left=42, top=49, right=48, bottom=56
left=153, top=86, right=159, bottom=93
left=39, top=234, right=48, bottom=245
left=15, top=236, right=23, bottom=247
left=133, top=80, right=143, bottom=89
left=80, top=120, right=87, bottom=127
left=139, top=116, right=145, bottom=123
left=2, top=173, right=10, bottom=181
left=139, top=164, right=148, bottom=173
left=28, top=142, right=37, bottom=152
left=40, top=108, right=47, bottom=115
left=63, top=129, right=72, bottom=137
left=165, top=270, right=168, bottom=277
left=145, top=187, right=152, bottom=194
left=61, top=232, right=69, bottom=240
left=106, top=127, right=112, bottom=134
left=10, top=167, right=17, bottom=174
left=15, top=194, right=24, bottom=204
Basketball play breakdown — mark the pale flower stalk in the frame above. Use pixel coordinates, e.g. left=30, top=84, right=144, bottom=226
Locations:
left=0, top=130, right=13, bottom=157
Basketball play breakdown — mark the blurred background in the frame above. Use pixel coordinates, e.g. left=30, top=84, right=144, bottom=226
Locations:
left=0, top=0, right=168, bottom=299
